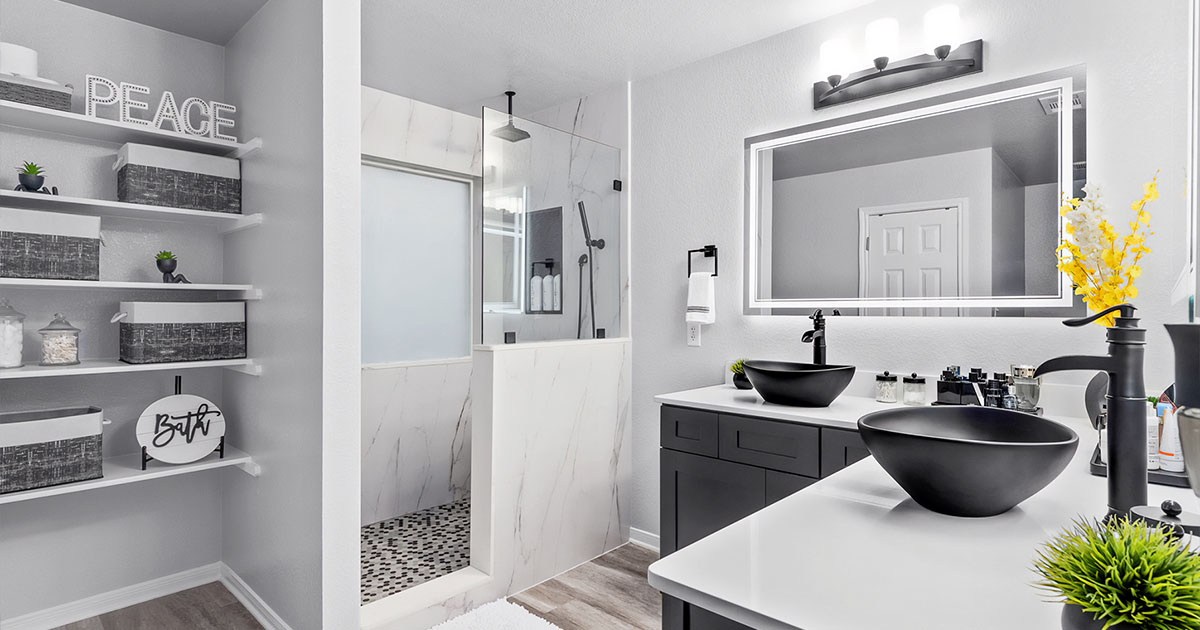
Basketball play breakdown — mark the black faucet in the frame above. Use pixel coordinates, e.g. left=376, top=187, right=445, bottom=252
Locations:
left=1035, top=304, right=1146, bottom=515
left=802, top=309, right=839, bottom=365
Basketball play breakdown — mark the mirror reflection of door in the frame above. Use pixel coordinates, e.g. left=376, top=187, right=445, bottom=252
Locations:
left=860, top=202, right=962, bottom=317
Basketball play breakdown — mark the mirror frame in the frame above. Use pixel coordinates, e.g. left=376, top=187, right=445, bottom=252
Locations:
left=744, top=74, right=1077, bottom=314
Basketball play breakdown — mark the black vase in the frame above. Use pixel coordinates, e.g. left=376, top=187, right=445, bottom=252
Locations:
left=18, top=173, right=44, bottom=190
left=156, top=258, right=178, bottom=283
left=733, top=372, right=753, bottom=390
left=1060, top=604, right=1136, bottom=630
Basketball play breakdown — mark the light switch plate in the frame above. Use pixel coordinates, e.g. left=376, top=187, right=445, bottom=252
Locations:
left=687, top=322, right=702, bottom=347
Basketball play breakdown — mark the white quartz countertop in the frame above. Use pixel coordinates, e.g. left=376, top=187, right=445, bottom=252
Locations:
left=647, top=409, right=1197, bottom=630
left=654, top=385, right=907, bottom=430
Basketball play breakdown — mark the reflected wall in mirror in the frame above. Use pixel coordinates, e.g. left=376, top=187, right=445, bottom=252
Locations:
left=746, top=69, right=1087, bottom=317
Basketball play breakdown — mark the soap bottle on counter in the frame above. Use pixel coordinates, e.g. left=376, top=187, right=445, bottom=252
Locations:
left=1159, top=402, right=1185, bottom=473
left=1148, top=405, right=1162, bottom=470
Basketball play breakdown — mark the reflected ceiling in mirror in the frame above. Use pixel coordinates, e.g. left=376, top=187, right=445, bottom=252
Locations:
left=745, top=69, right=1087, bottom=317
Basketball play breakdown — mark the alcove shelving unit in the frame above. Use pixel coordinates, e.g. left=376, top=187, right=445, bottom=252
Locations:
left=0, top=84, right=263, bottom=497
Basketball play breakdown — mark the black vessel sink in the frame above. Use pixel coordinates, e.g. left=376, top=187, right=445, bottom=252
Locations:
left=858, top=406, right=1079, bottom=517
left=741, top=361, right=855, bottom=407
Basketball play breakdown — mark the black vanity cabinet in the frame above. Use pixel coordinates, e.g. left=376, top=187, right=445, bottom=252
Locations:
left=660, top=405, right=868, bottom=630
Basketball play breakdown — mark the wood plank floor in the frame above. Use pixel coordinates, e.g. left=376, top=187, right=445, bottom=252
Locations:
left=509, top=543, right=662, bottom=630
left=54, top=582, right=262, bottom=630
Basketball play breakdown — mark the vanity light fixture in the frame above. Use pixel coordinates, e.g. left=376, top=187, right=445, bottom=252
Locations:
left=813, top=5, right=982, bottom=110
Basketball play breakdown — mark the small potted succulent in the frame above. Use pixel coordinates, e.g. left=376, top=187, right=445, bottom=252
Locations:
left=730, top=359, right=752, bottom=390
left=16, top=161, right=45, bottom=191
left=1034, top=516, right=1200, bottom=630
left=155, top=250, right=177, bottom=282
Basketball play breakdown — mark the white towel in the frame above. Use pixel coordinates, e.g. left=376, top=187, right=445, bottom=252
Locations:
left=686, top=271, right=715, bottom=324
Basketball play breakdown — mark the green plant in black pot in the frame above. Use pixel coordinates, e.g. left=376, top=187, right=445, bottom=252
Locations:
left=1034, top=516, right=1200, bottom=630
left=155, top=250, right=178, bottom=282
left=730, top=358, right=752, bottom=390
left=16, top=161, right=45, bottom=191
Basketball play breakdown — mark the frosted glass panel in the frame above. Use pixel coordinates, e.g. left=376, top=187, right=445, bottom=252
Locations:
left=362, top=165, right=470, bottom=362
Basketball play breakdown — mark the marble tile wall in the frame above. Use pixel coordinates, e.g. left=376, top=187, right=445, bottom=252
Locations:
left=361, top=359, right=473, bottom=526
left=361, top=86, right=483, bottom=177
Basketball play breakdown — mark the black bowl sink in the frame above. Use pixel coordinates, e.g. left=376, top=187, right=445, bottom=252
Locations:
left=742, top=361, right=855, bottom=407
left=858, top=406, right=1079, bottom=517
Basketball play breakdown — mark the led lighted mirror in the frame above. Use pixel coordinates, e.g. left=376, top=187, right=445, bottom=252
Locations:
left=745, top=70, right=1086, bottom=316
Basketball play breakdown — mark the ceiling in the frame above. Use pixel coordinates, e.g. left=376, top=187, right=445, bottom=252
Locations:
left=58, top=0, right=270, bottom=45
left=771, top=92, right=1087, bottom=186
left=362, top=0, right=875, bottom=115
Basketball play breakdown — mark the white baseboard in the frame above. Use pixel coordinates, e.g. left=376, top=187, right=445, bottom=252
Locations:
left=0, top=563, right=222, bottom=630
left=219, top=562, right=294, bottom=630
left=0, top=562, right=291, bottom=630
left=628, top=527, right=660, bottom=553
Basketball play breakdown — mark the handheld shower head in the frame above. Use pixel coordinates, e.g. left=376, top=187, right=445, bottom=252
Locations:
left=577, top=201, right=605, bottom=249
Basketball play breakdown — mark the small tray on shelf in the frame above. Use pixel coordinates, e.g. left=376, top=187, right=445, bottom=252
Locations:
left=1089, top=445, right=1190, bottom=488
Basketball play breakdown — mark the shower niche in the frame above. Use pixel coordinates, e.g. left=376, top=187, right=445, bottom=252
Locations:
left=482, top=108, right=621, bottom=343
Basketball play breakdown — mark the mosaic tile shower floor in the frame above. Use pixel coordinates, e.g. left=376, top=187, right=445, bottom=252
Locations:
left=360, top=497, right=471, bottom=604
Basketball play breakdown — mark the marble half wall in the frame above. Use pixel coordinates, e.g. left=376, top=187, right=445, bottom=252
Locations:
left=361, top=358, right=473, bottom=526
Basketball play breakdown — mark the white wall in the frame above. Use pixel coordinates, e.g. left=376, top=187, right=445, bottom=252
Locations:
left=221, top=0, right=334, bottom=627
left=630, top=0, right=1191, bottom=537
left=0, top=1, right=228, bottom=618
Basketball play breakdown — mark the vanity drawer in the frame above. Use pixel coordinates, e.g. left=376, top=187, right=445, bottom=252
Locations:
left=661, top=406, right=719, bottom=457
left=765, top=470, right=817, bottom=505
left=820, top=427, right=871, bottom=478
left=717, top=414, right=820, bottom=477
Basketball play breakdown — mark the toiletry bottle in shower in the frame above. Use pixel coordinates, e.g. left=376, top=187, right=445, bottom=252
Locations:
left=530, top=275, right=543, bottom=312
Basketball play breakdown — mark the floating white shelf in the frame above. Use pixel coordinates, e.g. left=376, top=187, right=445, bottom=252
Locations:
left=0, top=100, right=262, bottom=158
left=0, top=446, right=260, bottom=506
left=0, top=190, right=263, bottom=233
left=0, top=277, right=261, bottom=299
left=0, top=358, right=261, bottom=380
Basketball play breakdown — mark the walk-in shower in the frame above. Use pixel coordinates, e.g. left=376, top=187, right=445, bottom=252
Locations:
left=481, top=108, right=621, bottom=344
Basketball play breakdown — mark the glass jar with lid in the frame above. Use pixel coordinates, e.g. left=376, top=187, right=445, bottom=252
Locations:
left=875, top=371, right=899, bottom=403
left=39, top=313, right=80, bottom=366
left=0, top=299, right=24, bottom=368
left=902, top=373, right=926, bottom=405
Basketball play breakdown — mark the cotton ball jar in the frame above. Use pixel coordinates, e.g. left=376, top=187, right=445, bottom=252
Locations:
left=38, top=313, right=81, bottom=366
left=0, top=299, right=24, bottom=368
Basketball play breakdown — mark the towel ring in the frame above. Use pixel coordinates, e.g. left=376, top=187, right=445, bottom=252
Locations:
left=687, top=245, right=718, bottom=278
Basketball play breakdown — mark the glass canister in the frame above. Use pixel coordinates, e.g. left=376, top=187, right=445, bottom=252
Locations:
left=0, top=299, right=24, bottom=368
left=38, top=313, right=80, bottom=366
left=1011, top=364, right=1041, bottom=412
left=876, top=371, right=899, bottom=403
left=902, top=373, right=926, bottom=405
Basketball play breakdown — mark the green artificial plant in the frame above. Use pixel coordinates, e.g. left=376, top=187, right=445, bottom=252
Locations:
left=730, top=359, right=746, bottom=375
left=1033, top=516, right=1200, bottom=630
left=155, top=250, right=176, bottom=261
left=17, top=161, right=44, bottom=176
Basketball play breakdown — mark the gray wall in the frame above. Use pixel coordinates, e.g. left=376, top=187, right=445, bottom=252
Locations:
left=0, top=0, right=228, bottom=618
left=221, top=0, right=328, bottom=627
left=630, top=0, right=1190, bottom=539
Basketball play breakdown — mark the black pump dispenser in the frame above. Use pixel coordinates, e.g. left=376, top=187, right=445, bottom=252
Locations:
left=1035, top=304, right=1147, bottom=514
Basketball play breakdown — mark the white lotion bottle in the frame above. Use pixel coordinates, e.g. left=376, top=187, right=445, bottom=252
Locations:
left=1159, top=403, right=1185, bottom=473
left=552, top=274, right=562, bottom=311
left=1148, top=407, right=1162, bottom=470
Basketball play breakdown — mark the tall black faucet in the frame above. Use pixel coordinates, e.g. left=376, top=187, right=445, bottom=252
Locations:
left=802, top=309, right=838, bottom=365
left=1035, top=304, right=1146, bottom=515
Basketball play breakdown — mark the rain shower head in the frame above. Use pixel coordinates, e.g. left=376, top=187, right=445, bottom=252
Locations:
left=491, top=91, right=531, bottom=143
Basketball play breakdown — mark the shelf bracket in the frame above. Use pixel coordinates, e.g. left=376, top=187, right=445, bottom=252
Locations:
left=223, top=361, right=262, bottom=377
left=230, top=137, right=264, bottom=159
left=237, top=460, right=263, bottom=477
left=219, top=213, right=264, bottom=235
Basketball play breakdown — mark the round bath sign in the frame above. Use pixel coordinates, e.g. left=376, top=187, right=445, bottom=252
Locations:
left=136, top=394, right=226, bottom=464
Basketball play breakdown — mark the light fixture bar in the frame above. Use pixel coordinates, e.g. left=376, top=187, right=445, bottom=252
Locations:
left=813, top=39, right=984, bottom=110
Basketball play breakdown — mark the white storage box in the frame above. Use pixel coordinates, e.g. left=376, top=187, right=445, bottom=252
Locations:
left=118, top=301, right=246, bottom=364
left=0, top=406, right=104, bottom=494
left=116, top=143, right=241, bottom=214
left=0, top=207, right=101, bottom=280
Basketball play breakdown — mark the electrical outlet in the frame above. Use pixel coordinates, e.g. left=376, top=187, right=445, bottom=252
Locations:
left=687, top=322, right=702, bottom=347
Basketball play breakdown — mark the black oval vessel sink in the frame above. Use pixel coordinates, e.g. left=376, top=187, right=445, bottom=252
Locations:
left=858, top=406, right=1079, bottom=517
left=742, top=360, right=855, bottom=407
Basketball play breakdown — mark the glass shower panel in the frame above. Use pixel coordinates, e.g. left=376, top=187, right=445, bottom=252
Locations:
left=482, top=108, right=621, bottom=343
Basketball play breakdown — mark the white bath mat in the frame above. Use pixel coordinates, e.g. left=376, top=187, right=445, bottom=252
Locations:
left=432, top=600, right=562, bottom=630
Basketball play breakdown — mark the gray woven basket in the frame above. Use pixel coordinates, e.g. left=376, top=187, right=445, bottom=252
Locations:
left=120, top=321, right=247, bottom=364
left=0, top=435, right=103, bottom=494
left=118, top=164, right=241, bottom=214
left=0, top=78, right=71, bottom=111
left=0, top=230, right=100, bottom=280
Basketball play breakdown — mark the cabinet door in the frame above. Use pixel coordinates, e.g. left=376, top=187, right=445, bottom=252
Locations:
left=661, top=449, right=766, bottom=555
left=820, top=428, right=870, bottom=478
left=662, top=405, right=719, bottom=457
left=765, top=469, right=817, bottom=505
